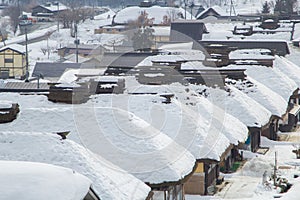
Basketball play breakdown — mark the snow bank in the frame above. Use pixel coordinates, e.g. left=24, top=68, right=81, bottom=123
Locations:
left=241, top=156, right=274, bottom=177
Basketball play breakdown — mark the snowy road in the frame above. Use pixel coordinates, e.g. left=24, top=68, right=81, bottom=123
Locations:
left=216, top=176, right=261, bottom=199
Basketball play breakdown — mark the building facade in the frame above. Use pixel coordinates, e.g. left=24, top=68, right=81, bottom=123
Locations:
left=0, top=44, right=26, bottom=79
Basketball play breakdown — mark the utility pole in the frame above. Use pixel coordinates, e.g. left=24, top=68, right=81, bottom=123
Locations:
left=229, top=0, right=236, bottom=20
left=57, top=2, right=60, bottom=32
left=190, top=2, right=195, bottom=20
left=74, top=23, right=79, bottom=63
left=184, top=0, right=187, bottom=19
left=25, top=27, right=29, bottom=82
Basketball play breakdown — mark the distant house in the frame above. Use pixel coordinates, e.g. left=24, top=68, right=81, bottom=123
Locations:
left=170, top=21, right=208, bottom=42
left=57, top=44, right=106, bottom=58
left=94, top=25, right=129, bottom=34
left=0, top=44, right=26, bottom=79
left=31, top=2, right=68, bottom=17
left=196, top=6, right=228, bottom=20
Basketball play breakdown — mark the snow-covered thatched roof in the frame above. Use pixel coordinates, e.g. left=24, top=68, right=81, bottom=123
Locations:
left=113, top=6, right=193, bottom=25
left=0, top=132, right=151, bottom=200
left=0, top=160, right=92, bottom=200
left=230, top=62, right=298, bottom=102
left=74, top=107, right=196, bottom=184
left=228, top=77, right=288, bottom=118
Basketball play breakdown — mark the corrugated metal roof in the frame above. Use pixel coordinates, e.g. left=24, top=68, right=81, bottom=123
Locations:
left=2, top=82, right=49, bottom=90
left=33, top=62, right=82, bottom=78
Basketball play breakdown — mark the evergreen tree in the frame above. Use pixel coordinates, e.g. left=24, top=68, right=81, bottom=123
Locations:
left=274, top=0, right=297, bottom=14
left=132, top=27, right=154, bottom=51
left=262, top=1, right=271, bottom=14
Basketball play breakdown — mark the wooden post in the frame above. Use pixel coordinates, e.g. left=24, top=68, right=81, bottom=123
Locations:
left=291, top=22, right=295, bottom=41
left=274, top=151, right=277, bottom=186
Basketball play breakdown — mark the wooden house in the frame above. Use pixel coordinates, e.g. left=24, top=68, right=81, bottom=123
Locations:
left=279, top=89, right=300, bottom=132
left=185, top=145, right=237, bottom=195
left=196, top=7, right=222, bottom=20
left=0, top=102, right=19, bottom=123
left=0, top=44, right=26, bottom=79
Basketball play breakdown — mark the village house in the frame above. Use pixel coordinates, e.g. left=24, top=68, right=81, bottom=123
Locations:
left=107, top=88, right=247, bottom=196
left=57, top=44, right=106, bottom=58
left=31, top=2, right=68, bottom=18
left=196, top=6, right=225, bottom=20
left=94, top=25, right=129, bottom=34
left=0, top=44, right=26, bottom=79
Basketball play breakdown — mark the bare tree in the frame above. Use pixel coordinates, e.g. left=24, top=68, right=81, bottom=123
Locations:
left=2, top=5, right=20, bottom=35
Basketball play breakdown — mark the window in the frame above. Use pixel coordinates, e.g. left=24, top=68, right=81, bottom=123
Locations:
left=4, top=58, right=13, bottom=63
